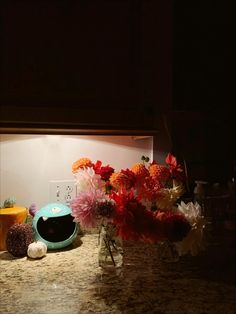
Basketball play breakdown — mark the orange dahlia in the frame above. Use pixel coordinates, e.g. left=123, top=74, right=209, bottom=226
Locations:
left=72, top=157, right=93, bottom=173
left=149, top=164, right=170, bottom=182
left=131, top=163, right=149, bottom=178
left=110, top=172, right=131, bottom=190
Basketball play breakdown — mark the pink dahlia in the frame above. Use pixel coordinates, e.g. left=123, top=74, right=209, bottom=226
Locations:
left=71, top=189, right=107, bottom=228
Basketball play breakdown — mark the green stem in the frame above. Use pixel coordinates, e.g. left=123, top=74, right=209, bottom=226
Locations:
left=103, top=238, right=116, bottom=266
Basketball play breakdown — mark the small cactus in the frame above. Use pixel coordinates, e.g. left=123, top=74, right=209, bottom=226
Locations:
left=1, top=197, right=16, bottom=209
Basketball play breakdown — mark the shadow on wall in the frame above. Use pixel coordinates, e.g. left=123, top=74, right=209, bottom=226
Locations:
left=0, top=134, right=153, bottom=150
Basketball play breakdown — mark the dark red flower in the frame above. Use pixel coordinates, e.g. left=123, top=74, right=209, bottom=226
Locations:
left=165, top=154, right=177, bottom=169
left=155, top=211, right=191, bottom=242
left=99, top=166, right=115, bottom=181
left=110, top=191, right=165, bottom=242
left=93, top=160, right=102, bottom=171
left=96, top=200, right=116, bottom=219
left=137, top=175, right=162, bottom=202
left=93, top=160, right=114, bottom=181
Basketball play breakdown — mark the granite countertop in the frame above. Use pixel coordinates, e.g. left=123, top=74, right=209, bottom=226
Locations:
left=0, top=231, right=236, bottom=314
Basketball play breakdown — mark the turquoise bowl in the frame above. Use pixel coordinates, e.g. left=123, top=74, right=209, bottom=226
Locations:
left=33, top=203, right=78, bottom=249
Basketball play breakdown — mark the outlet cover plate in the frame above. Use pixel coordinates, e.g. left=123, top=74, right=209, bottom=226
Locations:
left=49, top=180, right=77, bottom=206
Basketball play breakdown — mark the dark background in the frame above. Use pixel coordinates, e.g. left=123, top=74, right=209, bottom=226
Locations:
left=174, top=0, right=235, bottom=111
left=172, top=0, right=236, bottom=185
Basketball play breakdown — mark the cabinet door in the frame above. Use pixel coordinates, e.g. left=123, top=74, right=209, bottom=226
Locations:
left=141, top=0, right=172, bottom=113
left=0, top=0, right=171, bottom=133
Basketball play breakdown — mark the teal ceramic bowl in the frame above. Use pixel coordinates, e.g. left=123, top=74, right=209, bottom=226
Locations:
left=33, top=203, right=78, bottom=249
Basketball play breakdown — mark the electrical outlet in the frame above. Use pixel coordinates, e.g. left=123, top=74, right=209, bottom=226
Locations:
left=49, top=180, right=77, bottom=206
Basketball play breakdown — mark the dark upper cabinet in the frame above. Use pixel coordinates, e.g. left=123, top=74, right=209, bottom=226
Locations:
left=173, top=1, right=235, bottom=111
left=0, top=0, right=172, bottom=133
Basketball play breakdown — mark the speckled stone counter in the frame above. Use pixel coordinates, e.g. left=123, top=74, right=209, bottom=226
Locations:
left=0, top=231, right=236, bottom=314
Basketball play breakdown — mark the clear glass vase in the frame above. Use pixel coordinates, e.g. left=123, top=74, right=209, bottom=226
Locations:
left=98, top=223, right=123, bottom=268
left=158, top=240, right=179, bottom=263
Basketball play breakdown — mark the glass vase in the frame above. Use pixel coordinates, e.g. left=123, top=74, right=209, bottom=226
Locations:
left=158, top=240, right=179, bottom=263
left=98, top=223, right=123, bottom=268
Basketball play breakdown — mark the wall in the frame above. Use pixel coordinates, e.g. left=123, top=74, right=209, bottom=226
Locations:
left=0, top=135, right=153, bottom=208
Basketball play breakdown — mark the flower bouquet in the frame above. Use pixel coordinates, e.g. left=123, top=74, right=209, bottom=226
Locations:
left=70, top=154, right=205, bottom=267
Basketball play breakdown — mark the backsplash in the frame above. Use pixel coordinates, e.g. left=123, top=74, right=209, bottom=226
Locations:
left=0, top=135, right=153, bottom=208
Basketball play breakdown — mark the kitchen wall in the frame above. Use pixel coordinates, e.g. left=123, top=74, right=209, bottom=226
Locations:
left=0, top=135, right=153, bottom=208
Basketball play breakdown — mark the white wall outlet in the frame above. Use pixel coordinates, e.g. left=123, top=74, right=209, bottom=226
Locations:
left=49, top=180, right=77, bottom=206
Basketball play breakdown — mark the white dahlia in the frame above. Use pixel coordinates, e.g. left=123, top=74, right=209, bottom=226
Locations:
left=74, top=167, right=105, bottom=193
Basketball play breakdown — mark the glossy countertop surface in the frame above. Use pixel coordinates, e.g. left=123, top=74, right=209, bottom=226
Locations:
left=0, top=230, right=236, bottom=314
